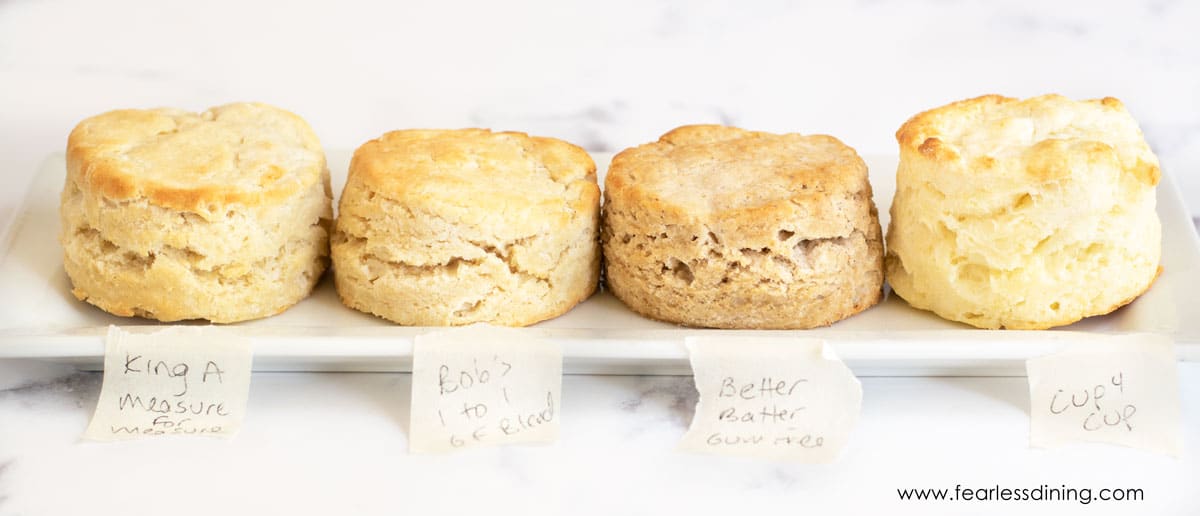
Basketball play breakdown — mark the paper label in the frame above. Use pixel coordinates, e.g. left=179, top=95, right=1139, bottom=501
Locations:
left=84, top=326, right=254, bottom=441
left=679, top=337, right=862, bottom=462
left=1026, top=334, right=1181, bottom=456
left=409, top=325, right=562, bottom=453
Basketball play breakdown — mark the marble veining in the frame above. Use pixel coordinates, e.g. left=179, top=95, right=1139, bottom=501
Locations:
left=2, top=0, right=1196, bottom=212
left=2, top=366, right=1196, bottom=515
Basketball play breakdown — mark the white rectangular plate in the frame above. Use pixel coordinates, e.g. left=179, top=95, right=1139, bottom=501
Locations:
left=2, top=152, right=1198, bottom=376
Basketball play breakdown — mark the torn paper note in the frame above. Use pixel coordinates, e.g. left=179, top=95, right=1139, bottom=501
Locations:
left=680, top=336, right=862, bottom=462
left=84, top=326, right=253, bottom=441
left=1026, top=333, right=1181, bottom=456
left=409, top=324, right=562, bottom=453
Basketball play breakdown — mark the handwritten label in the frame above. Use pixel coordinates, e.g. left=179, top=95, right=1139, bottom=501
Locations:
left=1026, top=334, right=1181, bottom=456
left=83, top=326, right=253, bottom=441
left=409, top=325, right=562, bottom=453
left=679, top=337, right=862, bottom=462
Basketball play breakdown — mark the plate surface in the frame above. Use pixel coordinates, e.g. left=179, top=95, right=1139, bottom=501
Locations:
left=2, top=152, right=1198, bottom=375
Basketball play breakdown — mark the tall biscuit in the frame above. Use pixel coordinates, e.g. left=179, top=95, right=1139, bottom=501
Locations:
left=332, top=129, right=600, bottom=326
left=61, top=103, right=333, bottom=322
left=886, top=94, right=1162, bottom=329
left=602, top=125, right=884, bottom=329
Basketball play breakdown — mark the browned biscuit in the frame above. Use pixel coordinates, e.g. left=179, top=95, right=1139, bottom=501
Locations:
left=602, top=125, right=884, bottom=329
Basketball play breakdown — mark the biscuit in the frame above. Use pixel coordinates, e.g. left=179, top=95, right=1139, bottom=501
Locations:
left=61, top=103, right=332, bottom=323
left=332, top=129, right=600, bottom=326
left=601, top=125, right=884, bottom=329
left=885, top=94, right=1162, bottom=329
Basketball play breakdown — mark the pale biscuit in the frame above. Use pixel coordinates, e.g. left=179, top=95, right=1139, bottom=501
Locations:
left=886, top=94, right=1161, bottom=329
left=602, top=125, right=884, bottom=329
left=61, top=103, right=332, bottom=323
left=332, top=129, right=600, bottom=326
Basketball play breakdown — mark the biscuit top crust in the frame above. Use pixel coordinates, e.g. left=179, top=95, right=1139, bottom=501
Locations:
left=349, top=129, right=597, bottom=211
left=606, top=125, right=871, bottom=220
left=896, top=94, right=1160, bottom=185
left=66, top=102, right=326, bottom=212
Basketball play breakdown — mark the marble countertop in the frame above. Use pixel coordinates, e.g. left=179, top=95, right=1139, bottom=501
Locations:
left=1, top=0, right=1198, bottom=514
left=2, top=364, right=1198, bottom=515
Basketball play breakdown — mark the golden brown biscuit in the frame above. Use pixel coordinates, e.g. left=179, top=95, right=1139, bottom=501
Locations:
left=332, top=129, right=600, bottom=326
left=602, top=125, right=884, bottom=329
left=61, top=102, right=333, bottom=322
left=886, top=94, right=1161, bottom=329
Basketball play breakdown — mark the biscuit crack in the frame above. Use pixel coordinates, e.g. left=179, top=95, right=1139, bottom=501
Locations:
left=359, top=251, right=483, bottom=277
left=465, top=237, right=554, bottom=286
left=453, top=287, right=502, bottom=318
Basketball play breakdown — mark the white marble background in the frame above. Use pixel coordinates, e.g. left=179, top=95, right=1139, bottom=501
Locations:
left=1, top=0, right=1198, bottom=213
left=2, top=364, right=1197, bottom=516
left=2, top=1, right=1199, bottom=514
